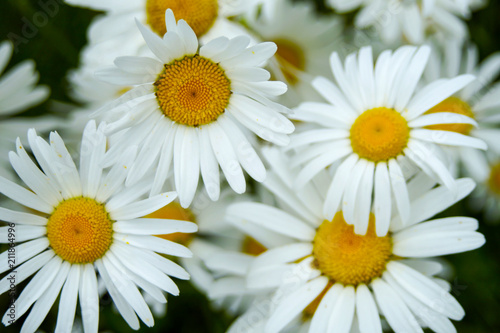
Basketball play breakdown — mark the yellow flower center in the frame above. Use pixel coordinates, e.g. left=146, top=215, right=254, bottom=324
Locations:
left=274, top=39, right=305, bottom=85
left=350, top=107, right=410, bottom=162
left=155, top=55, right=231, bottom=126
left=145, top=0, right=218, bottom=37
left=145, top=201, right=196, bottom=245
left=424, top=97, right=475, bottom=135
left=312, top=211, right=392, bottom=286
left=46, top=198, right=113, bottom=264
left=488, top=162, right=500, bottom=196
left=241, top=236, right=267, bottom=256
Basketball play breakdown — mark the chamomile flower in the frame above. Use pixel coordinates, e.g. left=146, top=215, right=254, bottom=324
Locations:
left=327, top=0, right=484, bottom=45
left=0, top=121, right=197, bottom=332
left=96, top=10, right=293, bottom=208
left=65, top=0, right=254, bottom=53
left=423, top=40, right=500, bottom=220
left=0, top=41, right=51, bottom=179
left=246, top=0, right=343, bottom=106
left=225, top=152, right=484, bottom=333
left=290, top=45, right=486, bottom=235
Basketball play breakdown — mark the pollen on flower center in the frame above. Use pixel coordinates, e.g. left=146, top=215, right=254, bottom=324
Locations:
left=425, top=96, right=475, bottom=135
left=312, top=211, right=392, bottom=286
left=274, top=39, right=305, bottom=85
left=350, top=107, right=409, bottom=162
left=46, top=197, right=113, bottom=264
left=146, top=201, right=196, bottom=245
left=145, top=0, right=218, bottom=37
left=155, top=55, right=231, bottom=126
left=488, top=162, right=500, bottom=196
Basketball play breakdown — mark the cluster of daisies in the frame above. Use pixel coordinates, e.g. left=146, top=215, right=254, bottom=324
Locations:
left=0, top=0, right=499, bottom=332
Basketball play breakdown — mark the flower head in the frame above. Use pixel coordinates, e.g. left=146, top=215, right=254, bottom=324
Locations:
left=0, top=121, right=197, bottom=332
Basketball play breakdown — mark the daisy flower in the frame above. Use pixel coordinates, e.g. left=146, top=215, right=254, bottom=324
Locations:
left=290, top=45, right=486, bottom=235
left=0, top=121, right=197, bottom=332
left=423, top=40, right=500, bottom=221
left=225, top=153, right=485, bottom=333
left=245, top=0, right=343, bottom=106
left=64, top=0, right=254, bottom=53
left=96, top=9, right=293, bottom=208
left=0, top=41, right=51, bottom=179
left=327, top=0, right=484, bottom=45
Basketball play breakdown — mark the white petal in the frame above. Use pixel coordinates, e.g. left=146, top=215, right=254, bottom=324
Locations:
left=0, top=225, right=45, bottom=243
left=101, top=255, right=154, bottom=326
left=326, top=285, right=356, bottom=333
left=227, top=202, right=315, bottom=241
left=389, top=159, right=411, bottom=226
left=411, top=129, right=487, bottom=150
left=2, top=256, right=62, bottom=325
left=309, top=283, right=343, bottom=333
left=386, top=261, right=465, bottom=320
left=354, top=161, right=375, bottom=235
left=109, top=192, right=177, bottom=220
left=113, top=218, right=197, bottom=235
left=0, top=250, right=54, bottom=294
left=208, top=122, right=246, bottom=194
left=371, top=278, right=423, bottom=333
left=114, top=234, right=192, bottom=258
left=174, top=126, right=200, bottom=208
left=198, top=125, right=220, bottom=201
left=0, top=238, right=49, bottom=274
left=374, top=162, right=391, bottom=236
left=406, top=75, right=475, bottom=120
left=324, top=154, right=359, bottom=220
left=218, top=115, right=267, bottom=183
left=356, top=284, right=383, bottom=333
left=79, top=264, right=99, bottom=333
left=408, top=113, right=478, bottom=128
left=20, top=261, right=70, bottom=333
left=55, top=264, right=79, bottom=333
left=0, top=176, right=53, bottom=214
left=0, top=207, right=47, bottom=225
left=265, top=276, right=329, bottom=333
left=95, top=260, right=139, bottom=330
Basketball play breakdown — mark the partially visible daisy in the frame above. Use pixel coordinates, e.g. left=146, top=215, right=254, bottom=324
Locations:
left=424, top=40, right=500, bottom=221
left=327, top=0, right=485, bottom=45
left=96, top=10, right=293, bottom=207
left=290, top=45, right=486, bottom=235
left=0, top=41, right=51, bottom=179
left=0, top=121, right=196, bottom=332
left=65, top=0, right=254, bottom=51
left=224, top=153, right=484, bottom=333
left=246, top=0, right=343, bottom=106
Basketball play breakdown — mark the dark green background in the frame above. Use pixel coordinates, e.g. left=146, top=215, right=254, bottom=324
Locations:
left=0, top=0, right=499, bottom=332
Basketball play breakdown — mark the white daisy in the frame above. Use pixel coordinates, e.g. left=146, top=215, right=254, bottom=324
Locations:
left=64, top=0, right=254, bottom=52
left=224, top=151, right=485, bottom=333
left=0, top=120, right=197, bottom=332
left=0, top=41, right=51, bottom=179
left=327, top=0, right=485, bottom=45
left=245, top=0, right=344, bottom=106
left=95, top=9, right=293, bottom=208
left=424, top=40, right=500, bottom=222
left=290, top=45, right=486, bottom=235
